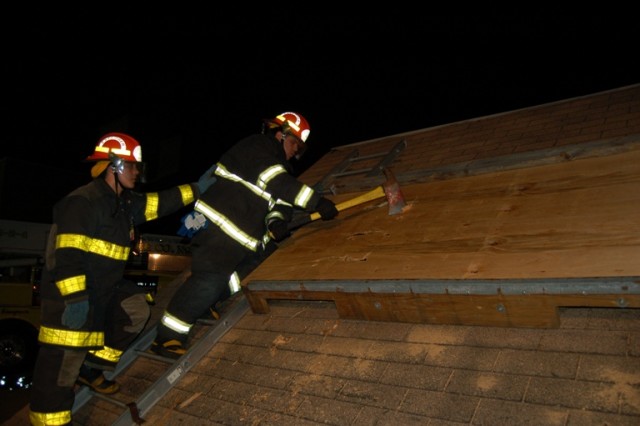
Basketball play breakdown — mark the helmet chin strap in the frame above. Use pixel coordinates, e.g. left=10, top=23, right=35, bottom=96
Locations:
left=109, top=152, right=124, bottom=216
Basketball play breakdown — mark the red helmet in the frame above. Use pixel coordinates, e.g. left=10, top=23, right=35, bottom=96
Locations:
left=266, top=112, right=311, bottom=143
left=85, top=132, right=143, bottom=163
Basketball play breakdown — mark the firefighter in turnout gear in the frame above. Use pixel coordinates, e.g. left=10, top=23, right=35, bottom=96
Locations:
left=28, top=132, right=218, bottom=426
left=151, top=112, right=338, bottom=359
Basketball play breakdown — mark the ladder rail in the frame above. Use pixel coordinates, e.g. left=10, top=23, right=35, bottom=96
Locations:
left=112, top=296, right=250, bottom=425
left=315, top=139, right=406, bottom=194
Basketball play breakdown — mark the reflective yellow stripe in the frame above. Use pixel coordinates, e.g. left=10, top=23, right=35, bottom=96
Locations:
left=276, top=198, right=293, bottom=207
left=57, top=234, right=129, bottom=261
left=265, top=210, right=285, bottom=224
left=179, top=184, right=195, bottom=205
left=218, top=163, right=313, bottom=209
left=145, top=193, right=159, bottom=221
left=38, top=325, right=104, bottom=347
left=195, top=200, right=259, bottom=252
left=229, top=271, right=241, bottom=294
left=29, top=409, right=71, bottom=426
left=56, top=275, right=86, bottom=296
left=160, top=312, right=192, bottom=335
left=295, top=185, right=314, bottom=208
left=94, top=145, right=131, bottom=156
left=258, top=165, right=287, bottom=189
left=89, top=345, right=122, bottom=363
left=215, top=164, right=273, bottom=203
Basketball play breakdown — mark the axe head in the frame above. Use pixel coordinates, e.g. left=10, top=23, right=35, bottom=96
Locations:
left=382, top=168, right=406, bottom=215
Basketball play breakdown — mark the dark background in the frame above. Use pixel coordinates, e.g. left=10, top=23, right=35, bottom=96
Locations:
left=2, top=15, right=638, bottom=234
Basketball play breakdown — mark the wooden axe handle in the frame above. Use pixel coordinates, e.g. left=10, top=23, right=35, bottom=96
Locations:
left=288, top=186, right=386, bottom=230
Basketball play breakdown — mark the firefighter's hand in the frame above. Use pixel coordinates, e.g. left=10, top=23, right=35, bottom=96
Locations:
left=197, top=164, right=218, bottom=194
left=316, top=197, right=338, bottom=220
left=268, top=219, right=290, bottom=242
left=62, top=299, right=89, bottom=329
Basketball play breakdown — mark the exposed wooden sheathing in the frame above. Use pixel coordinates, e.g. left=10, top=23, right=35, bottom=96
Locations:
left=242, top=85, right=640, bottom=328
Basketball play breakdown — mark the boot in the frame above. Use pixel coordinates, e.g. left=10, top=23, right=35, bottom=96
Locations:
left=77, top=364, right=120, bottom=394
left=150, top=339, right=187, bottom=359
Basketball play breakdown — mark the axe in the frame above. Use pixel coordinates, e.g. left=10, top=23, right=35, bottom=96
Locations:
left=287, top=168, right=406, bottom=231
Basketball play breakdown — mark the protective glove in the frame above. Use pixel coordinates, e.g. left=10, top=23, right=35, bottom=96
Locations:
left=197, top=164, right=218, bottom=194
left=315, top=197, right=339, bottom=221
left=177, top=211, right=209, bottom=238
left=61, top=299, right=89, bottom=329
left=268, top=219, right=291, bottom=242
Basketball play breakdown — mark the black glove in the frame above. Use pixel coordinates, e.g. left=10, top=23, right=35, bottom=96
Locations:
left=268, top=220, right=291, bottom=242
left=316, top=197, right=338, bottom=221
left=61, top=299, right=89, bottom=329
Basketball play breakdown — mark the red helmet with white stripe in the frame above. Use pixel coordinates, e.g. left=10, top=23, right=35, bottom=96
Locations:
left=265, top=112, right=311, bottom=143
left=86, top=132, right=143, bottom=163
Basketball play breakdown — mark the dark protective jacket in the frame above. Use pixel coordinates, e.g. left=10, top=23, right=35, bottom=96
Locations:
left=38, top=178, right=198, bottom=350
left=156, top=133, right=324, bottom=342
left=192, top=132, right=323, bottom=277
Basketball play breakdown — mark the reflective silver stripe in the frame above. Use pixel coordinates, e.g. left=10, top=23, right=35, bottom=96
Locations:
left=195, top=200, right=260, bottom=251
left=228, top=272, right=241, bottom=294
left=160, top=312, right=191, bottom=335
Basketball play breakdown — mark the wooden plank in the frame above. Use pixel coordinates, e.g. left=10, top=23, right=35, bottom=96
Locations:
left=243, top=290, right=640, bottom=328
left=242, top=148, right=640, bottom=328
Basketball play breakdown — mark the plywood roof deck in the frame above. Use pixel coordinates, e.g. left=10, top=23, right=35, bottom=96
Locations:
left=242, top=85, right=640, bottom=328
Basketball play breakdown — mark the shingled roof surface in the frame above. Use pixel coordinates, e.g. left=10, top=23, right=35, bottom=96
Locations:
left=36, top=84, right=639, bottom=425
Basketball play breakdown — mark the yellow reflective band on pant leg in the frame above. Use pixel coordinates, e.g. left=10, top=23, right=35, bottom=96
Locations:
left=89, top=345, right=123, bottom=363
left=38, top=326, right=104, bottom=347
left=160, top=312, right=192, bottom=335
left=30, top=409, right=72, bottom=426
left=228, top=271, right=241, bottom=294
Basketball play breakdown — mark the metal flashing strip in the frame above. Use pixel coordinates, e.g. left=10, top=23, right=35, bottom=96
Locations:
left=247, top=277, right=640, bottom=296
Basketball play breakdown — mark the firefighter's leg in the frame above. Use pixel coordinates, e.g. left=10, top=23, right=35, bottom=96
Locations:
left=152, top=271, right=228, bottom=358
left=82, top=283, right=150, bottom=393
left=29, top=345, right=86, bottom=426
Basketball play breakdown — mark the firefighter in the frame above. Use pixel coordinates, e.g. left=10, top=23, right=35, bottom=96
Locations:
left=28, top=132, right=218, bottom=426
left=151, top=111, right=338, bottom=358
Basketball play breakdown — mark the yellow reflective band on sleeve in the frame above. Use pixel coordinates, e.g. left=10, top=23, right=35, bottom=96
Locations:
left=56, top=275, right=86, bottom=296
left=38, top=325, right=104, bottom=347
left=195, top=200, right=259, bottom=252
left=179, top=184, right=195, bottom=205
left=258, top=165, right=287, bottom=189
left=89, top=345, right=123, bottom=363
left=228, top=271, right=241, bottom=294
left=57, top=234, right=130, bottom=261
left=145, top=193, right=159, bottom=221
left=29, top=409, right=71, bottom=426
left=160, top=312, right=192, bottom=335
left=295, top=185, right=314, bottom=209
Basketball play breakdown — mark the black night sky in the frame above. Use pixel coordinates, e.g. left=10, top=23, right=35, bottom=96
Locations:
left=3, top=15, right=638, bottom=233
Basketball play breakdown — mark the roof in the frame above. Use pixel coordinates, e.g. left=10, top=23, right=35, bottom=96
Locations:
left=71, top=84, right=640, bottom=425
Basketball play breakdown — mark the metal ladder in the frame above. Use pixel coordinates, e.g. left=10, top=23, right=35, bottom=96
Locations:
left=71, top=288, right=249, bottom=425
left=314, top=139, right=406, bottom=194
